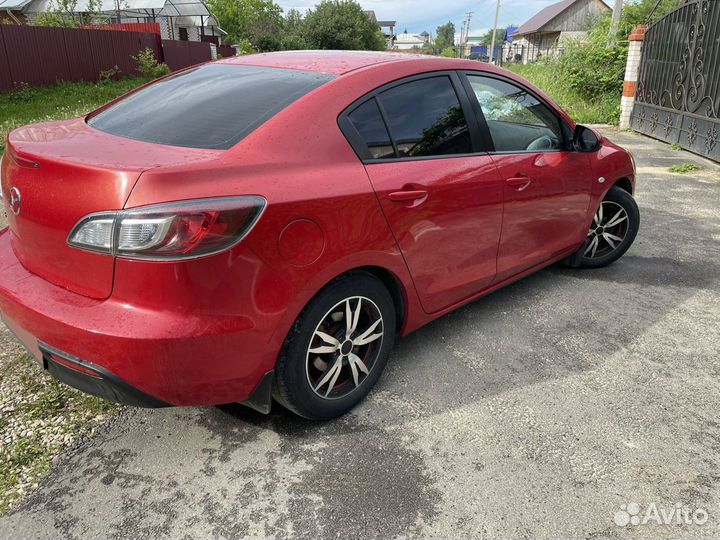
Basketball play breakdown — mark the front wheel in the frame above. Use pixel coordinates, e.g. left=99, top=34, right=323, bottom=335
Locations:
left=273, top=273, right=396, bottom=420
left=577, top=185, right=640, bottom=268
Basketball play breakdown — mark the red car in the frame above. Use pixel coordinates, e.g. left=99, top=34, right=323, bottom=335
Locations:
left=0, top=51, right=639, bottom=419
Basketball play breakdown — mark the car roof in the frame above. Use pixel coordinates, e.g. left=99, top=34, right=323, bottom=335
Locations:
left=216, top=50, right=449, bottom=76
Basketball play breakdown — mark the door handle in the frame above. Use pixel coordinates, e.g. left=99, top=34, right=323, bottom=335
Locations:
left=388, top=189, right=428, bottom=203
left=505, top=176, right=532, bottom=191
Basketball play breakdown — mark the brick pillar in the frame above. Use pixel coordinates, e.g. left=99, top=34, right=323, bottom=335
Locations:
left=619, top=25, right=647, bottom=129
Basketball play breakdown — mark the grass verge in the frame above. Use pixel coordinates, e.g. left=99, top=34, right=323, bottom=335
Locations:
left=506, top=63, right=620, bottom=125
left=0, top=77, right=150, bottom=154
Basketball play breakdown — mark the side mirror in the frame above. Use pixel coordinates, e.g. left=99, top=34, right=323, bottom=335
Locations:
left=573, top=125, right=601, bottom=152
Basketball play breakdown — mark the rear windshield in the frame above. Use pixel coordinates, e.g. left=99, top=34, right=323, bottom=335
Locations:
left=87, top=64, right=334, bottom=150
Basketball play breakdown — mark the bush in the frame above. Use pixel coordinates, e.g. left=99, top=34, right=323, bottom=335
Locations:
left=559, top=17, right=627, bottom=101
left=440, top=47, right=456, bottom=58
left=132, top=48, right=171, bottom=79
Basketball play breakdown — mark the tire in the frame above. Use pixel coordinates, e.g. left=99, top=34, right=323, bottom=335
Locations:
left=577, top=185, right=640, bottom=268
left=273, top=272, right=396, bottom=420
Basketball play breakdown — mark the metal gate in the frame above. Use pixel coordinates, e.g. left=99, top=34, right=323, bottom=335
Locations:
left=631, top=0, right=720, bottom=162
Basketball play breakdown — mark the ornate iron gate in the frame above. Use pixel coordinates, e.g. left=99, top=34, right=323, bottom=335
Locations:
left=631, top=0, right=720, bottom=161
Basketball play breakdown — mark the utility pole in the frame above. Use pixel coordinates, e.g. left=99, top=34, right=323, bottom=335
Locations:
left=489, top=0, right=501, bottom=64
left=461, top=11, right=473, bottom=58
left=609, top=0, right=623, bottom=44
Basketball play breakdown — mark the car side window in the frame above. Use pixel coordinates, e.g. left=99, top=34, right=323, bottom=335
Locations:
left=466, top=75, right=563, bottom=153
left=346, top=98, right=395, bottom=160
left=376, top=76, right=472, bottom=158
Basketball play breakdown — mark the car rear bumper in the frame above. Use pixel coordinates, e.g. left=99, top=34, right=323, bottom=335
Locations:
left=0, top=229, right=275, bottom=408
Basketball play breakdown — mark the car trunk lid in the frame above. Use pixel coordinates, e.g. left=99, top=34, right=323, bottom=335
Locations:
left=2, top=118, right=221, bottom=299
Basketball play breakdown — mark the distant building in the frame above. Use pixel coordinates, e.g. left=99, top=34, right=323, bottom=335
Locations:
left=394, top=32, right=426, bottom=50
left=509, top=0, right=610, bottom=63
left=364, top=9, right=396, bottom=48
left=4, top=0, right=225, bottom=43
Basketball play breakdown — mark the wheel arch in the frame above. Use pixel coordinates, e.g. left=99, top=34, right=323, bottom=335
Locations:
left=613, top=177, right=633, bottom=195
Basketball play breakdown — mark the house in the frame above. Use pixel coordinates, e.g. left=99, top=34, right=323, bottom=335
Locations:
left=394, top=32, right=426, bottom=50
left=6, top=0, right=225, bottom=43
left=509, top=0, right=610, bottom=63
left=364, top=9, right=396, bottom=48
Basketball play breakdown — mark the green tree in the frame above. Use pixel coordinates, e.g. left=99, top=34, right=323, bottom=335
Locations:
left=434, top=21, right=455, bottom=53
left=620, top=0, right=678, bottom=33
left=302, top=0, right=386, bottom=50
left=479, top=27, right=508, bottom=45
left=282, top=8, right=308, bottom=50
left=207, top=0, right=284, bottom=51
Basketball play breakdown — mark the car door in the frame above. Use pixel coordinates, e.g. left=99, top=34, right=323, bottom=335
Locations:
left=462, top=73, right=593, bottom=282
left=339, top=73, right=504, bottom=314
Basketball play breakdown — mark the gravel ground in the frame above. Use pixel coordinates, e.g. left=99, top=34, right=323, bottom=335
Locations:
left=0, top=128, right=719, bottom=539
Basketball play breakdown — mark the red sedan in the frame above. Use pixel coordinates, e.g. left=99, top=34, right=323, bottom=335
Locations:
left=0, top=51, right=638, bottom=419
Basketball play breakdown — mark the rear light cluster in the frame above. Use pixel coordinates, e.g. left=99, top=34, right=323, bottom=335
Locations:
left=68, top=196, right=266, bottom=261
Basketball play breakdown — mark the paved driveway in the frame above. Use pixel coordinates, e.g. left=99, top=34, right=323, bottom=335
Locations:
left=1, top=129, right=719, bottom=539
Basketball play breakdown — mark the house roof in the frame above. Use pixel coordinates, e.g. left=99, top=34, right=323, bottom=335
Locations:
left=0, top=0, right=36, bottom=8
left=23, top=0, right=213, bottom=18
left=515, top=0, right=577, bottom=35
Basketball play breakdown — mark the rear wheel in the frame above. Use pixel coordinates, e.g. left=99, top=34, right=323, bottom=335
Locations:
left=273, top=273, right=396, bottom=420
left=578, top=185, right=639, bottom=268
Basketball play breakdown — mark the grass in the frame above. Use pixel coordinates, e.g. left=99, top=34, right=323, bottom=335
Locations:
left=669, top=162, right=702, bottom=174
left=0, top=77, right=150, bottom=153
left=506, top=63, right=620, bottom=125
left=670, top=143, right=683, bottom=151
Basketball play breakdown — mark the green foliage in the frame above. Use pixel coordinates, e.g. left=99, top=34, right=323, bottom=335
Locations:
left=670, top=143, right=683, bottom=151
left=621, top=0, right=678, bottom=33
left=282, top=8, right=309, bottom=50
left=434, top=21, right=455, bottom=53
left=207, top=0, right=284, bottom=51
left=302, top=0, right=385, bottom=51
left=132, top=47, right=171, bottom=78
left=478, top=27, right=509, bottom=45
left=440, top=46, right=456, bottom=58
left=507, top=63, right=620, bottom=124
left=669, top=162, right=701, bottom=174
left=559, top=16, right=627, bottom=100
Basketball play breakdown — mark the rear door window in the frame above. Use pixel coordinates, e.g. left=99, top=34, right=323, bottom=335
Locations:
left=346, top=98, right=395, bottom=159
left=88, top=64, right=333, bottom=150
left=377, top=76, right=472, bottom=158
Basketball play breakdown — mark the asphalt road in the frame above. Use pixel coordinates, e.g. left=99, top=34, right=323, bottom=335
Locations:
left=1, top=129, right=720, bottom=539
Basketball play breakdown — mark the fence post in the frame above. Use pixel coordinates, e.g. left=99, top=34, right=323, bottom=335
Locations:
left=619, top=24, right=647, bottom=129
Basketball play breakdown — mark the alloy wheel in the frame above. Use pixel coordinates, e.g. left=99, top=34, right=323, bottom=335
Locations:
left=584, top=200, right=629, bottom=259
left=305, top=296, right=384, bottom=400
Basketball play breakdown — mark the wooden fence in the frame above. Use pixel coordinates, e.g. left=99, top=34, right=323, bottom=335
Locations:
left=0, top=25, right=216, bottom=92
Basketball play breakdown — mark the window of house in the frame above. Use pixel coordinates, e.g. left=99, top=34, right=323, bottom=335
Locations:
left=376, top=76, right=472, bottom=158
left=346, top=98, right=394, bottom=160
left=178, top=27, right=189, bottom=41
left=467, top=75, right=563, bottom=153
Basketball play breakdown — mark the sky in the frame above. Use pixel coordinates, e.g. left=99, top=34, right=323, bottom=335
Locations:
left=274, top=0, right=581, bottom=38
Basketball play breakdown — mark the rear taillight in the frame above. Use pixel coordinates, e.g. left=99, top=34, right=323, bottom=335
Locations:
left=68, top=196, right=266, bottom=260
